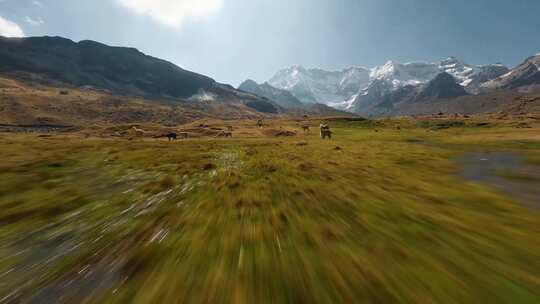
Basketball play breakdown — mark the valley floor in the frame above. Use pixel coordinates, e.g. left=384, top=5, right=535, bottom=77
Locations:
left=1, top=117, right=539, bottom=303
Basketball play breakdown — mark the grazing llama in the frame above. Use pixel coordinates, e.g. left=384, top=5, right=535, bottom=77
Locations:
left=320, top=124, right=332, bottom=139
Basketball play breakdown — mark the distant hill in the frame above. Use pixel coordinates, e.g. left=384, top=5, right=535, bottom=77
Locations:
left=0, top=36, right=287, bottom=121
left=416, top=72, right=468, bottom=102
left=0, top=76, right=286, bottom=126
left=301, top=103, right=356, bottom=117
left=238, top=79, right=355, bottom=117
left=238, top=79, right=304, bottom=109
left=0, top=36, right=216, bottom=98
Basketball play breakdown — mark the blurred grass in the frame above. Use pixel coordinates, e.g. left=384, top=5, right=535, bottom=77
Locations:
left=0, top=119, right=539, bottom=303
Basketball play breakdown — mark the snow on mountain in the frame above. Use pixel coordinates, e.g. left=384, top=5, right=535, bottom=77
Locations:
left=369, top=61, right=440, bottom=88
left=482, top=54, right=540, bottom=90
left=268, top=65, right=370, bottom=104
left=439, top=57, right=478, bottom=86
left=328, top=93, right=358, bottom=110
left=267, top=57, right=509, bottom=111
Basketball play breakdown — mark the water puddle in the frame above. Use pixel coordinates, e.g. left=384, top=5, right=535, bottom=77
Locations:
left=457, top=152, right=540, bottom=207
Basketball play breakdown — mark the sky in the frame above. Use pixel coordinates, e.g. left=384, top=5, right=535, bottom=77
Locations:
left=1, top=0, right=539, bottom=86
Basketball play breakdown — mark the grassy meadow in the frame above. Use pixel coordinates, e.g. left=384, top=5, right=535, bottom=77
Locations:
left=0, top=117, right=539, bottom=303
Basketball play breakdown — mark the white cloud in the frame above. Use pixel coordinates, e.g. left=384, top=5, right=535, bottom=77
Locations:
left=0, top=16, right=25, bottom=37
left=25, top=16, right=44, bottom=26
left=33, top=0, right=43, bottom=7
left=116, top=0, right=224, bottom=29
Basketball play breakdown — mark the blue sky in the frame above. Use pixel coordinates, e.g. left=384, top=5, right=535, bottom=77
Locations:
left=1, top=0, right=539, bottom=86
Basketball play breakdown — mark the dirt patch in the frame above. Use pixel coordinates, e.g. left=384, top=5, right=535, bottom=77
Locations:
left=263, top=129, right=297, bottom=137
left=203, top=163, right=217, bottom=171
left=298, top=162, right=316, bottom=171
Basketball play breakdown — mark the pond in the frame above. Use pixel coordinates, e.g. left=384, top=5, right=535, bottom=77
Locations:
left=457, top=152, right=540, bottom=207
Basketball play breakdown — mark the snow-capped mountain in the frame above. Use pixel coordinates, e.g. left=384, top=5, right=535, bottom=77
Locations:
left=369, top=61, right=439, bottom=88
left=267, top=57, right=509, bottom=112
left=352, top=72, right=470, bottom=116
left=482, top=54, right=540, bottom=90
left=268, top=66, right=370, bottom=104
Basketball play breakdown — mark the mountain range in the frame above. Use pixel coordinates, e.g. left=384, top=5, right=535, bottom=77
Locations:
left=1, top=35, right=539, bottom=124
left=482, top=54, right=540, bottom=90
left=0, top=36, right=354, bottom=126
left=258, top=57, right=528, bottom=114
left=238, top=54, right=539, bottom=116
left=238, top=79, right=304, bottom=109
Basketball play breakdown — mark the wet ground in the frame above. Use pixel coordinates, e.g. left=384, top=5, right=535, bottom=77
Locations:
left=457, top=152, right=540, bottom=207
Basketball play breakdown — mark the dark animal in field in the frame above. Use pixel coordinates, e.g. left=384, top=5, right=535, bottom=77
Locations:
left=257, top=119, right=264, bottom=128
left=155, top=132, right=187, bottom=141
left=217, top=131, right=233, bottom=138
left=301, top=125, right=310, bottom=132
left=320, top=124, right=332, bottom=139
left=321, top=129, right=332, bottom=139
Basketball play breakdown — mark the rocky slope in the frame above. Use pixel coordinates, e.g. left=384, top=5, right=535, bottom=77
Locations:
left=482, top=54, right=540, bottom=91
left=416, top=72, right=469, bottom=102
left=0, top=36, right=284, bottom=118
left=0, top=36, right=215, bottom=98
left=238, top=79, right=303, bottom=108
left=353, top=72, right=469, bottom=116
left=0, top=76, right=286, bottom=127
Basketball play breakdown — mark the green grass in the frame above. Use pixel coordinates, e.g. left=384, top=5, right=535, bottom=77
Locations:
left=0, top=120, right=539, bottom=303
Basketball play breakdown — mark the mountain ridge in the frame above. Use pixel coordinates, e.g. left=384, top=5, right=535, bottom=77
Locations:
left=482, top=54, right=540, bottom=91
left=259, top=54, right=540, bottom=116
left=0, top=36, right=216, bottom=99
left=266, top=57, right=509, bottom=112
left=238, top=79, right=304, bottom=109
left=0, top=35, right=300, bottom=124
left=237, top=79, right=355, bottom=117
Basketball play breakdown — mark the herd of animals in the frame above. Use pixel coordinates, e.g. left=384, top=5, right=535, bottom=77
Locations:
left=131, top=120, right=334, bottom=141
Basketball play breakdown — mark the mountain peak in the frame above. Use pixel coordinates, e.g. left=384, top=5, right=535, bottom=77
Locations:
left=417, top=72, right=468, bottom=101
left=440, top=56, right=465, bottom=67
left=238, top=79, right=260, bottom=92
left=238, top=79, right=303, bottom=109
left=290, top=64, right=306, bottom=72
left=443, top=56, right=458, bottom=61
left=434, top=71, right=457, bottom=81
left=240, top=79, right=258, bottom=86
